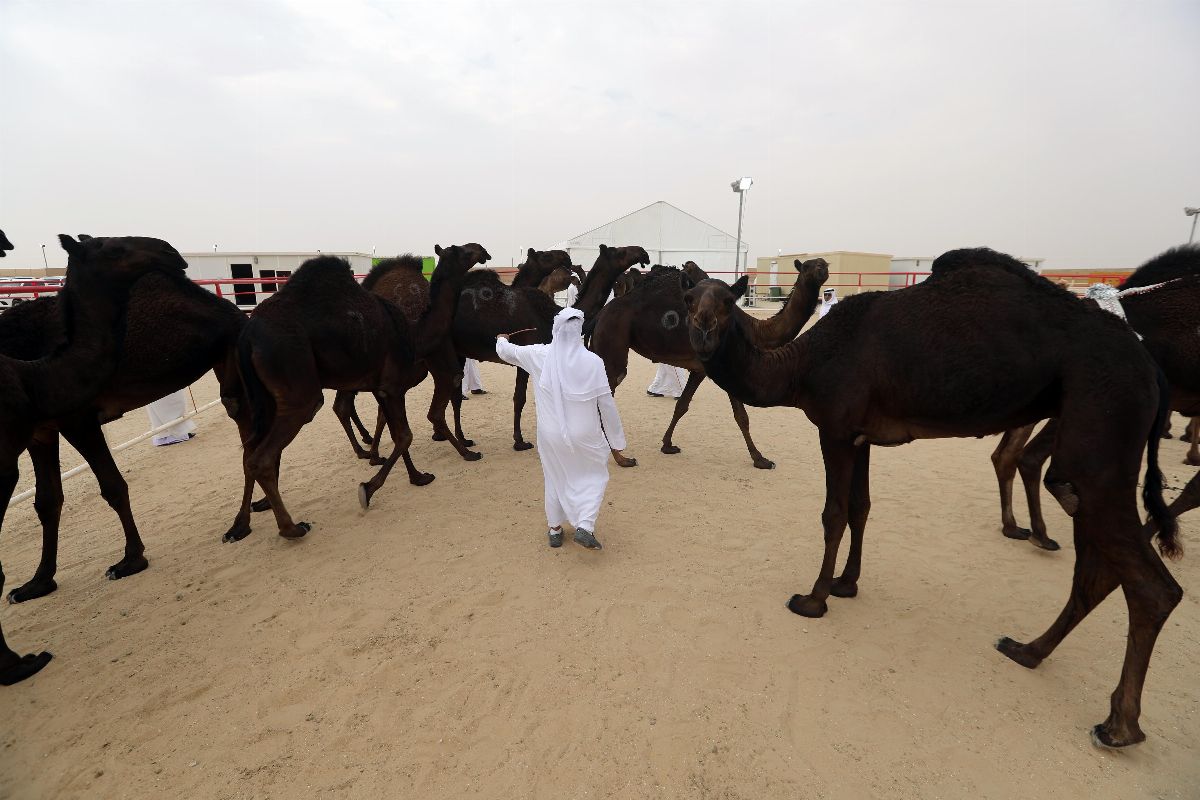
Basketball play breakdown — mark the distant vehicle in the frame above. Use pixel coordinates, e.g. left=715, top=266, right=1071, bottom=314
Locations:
left=0, top=277, right=63, bottom=309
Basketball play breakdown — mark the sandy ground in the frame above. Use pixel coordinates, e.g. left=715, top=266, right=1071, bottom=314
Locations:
left=1, top=352, right=1198, bottom=799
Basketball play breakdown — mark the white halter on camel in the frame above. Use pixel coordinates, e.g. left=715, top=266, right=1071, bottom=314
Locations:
left=540, top=307, right=611, bottom=450
left=1083, top=279, right=1185, bottom=340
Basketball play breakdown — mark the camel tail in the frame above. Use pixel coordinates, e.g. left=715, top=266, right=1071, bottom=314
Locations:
left=1144, top=367, right=1181, bottom=560
left=237, top=329, right=274, bottom=447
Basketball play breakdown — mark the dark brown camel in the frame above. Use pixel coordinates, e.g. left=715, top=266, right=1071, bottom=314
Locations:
left=1, top=233, right=191, bottom=686
left=328, top=255, right=482, bottom=473
left=224, top=244, right=488, bottom=542
left=510, top=248, right=575, bottom=290
left=0, top=230, right=12, bottom=255
left=1182, top=417, right=1200, bottom=465
left=612, top=267, right=644, bottom=298
left=0, top=237, right=248, bottom=603
left=993, top=244, right=1200, bottom=546
left=683, top=247, right=1181, bottom=748
left=537, top=267, right=580, bottom=296
left=588, top=258, right=829, bottom=469
left=441, top=244, right=649, bottom=454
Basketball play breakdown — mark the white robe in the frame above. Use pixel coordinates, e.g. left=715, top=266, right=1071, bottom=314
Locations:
left=647, top=363, right=689, bottom=398
left=496, top=333, right=626, bottom=531
left=818, top=289, right=839, bottom=319
left=146, top=389, right=196, bottom=446
left=461, top=358, right=485, bottom=394
left=564, top=282, right=579, bottom=308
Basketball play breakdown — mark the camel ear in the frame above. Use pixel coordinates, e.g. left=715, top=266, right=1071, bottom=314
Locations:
left=78, top=234, right=94, bottom=242
left=434, top=244, right=443, bottom=256
left=679, top=273, right=695, bottom=291
left=599, top=243, right=609, bottom=253
left=59, top=234, right=81, bottom=256
left=793, top=259, right=803, bottom=270
left=729, top=275, right=749, bottom=300
left=527, top=247, right=536, bottom=258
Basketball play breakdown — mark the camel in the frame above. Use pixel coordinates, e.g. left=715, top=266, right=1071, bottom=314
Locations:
left=327, top=255, right=482, bottom=474
left=992, top=244, right=1200, bottom=545
left=683, top=247, right=1182, bottom=748
left=441, top=244, right=649, bottom=454
left=588, top=258, right=829, bottom=469
left=1183, top=417, right=1200, bottom=466
left=1, top=233, right=192, bottom=686
left=224, top=244, right=488, bottom=542
left=0, top=237, right=248, bottom=603
left=332, top=249, right=579, bottom=466
left=612, top=267, right=644, bottom=298
left=0, top=230, right=11, bottom=255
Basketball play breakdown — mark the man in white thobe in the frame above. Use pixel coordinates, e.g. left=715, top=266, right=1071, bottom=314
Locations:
left=818, top=288, right=839, bottom=319
left=461, top=358, right=486, bottom=396
left=646, top=363, right=689, bottom=398
left=145, top=388, right=196, bottom=446
left=564, top=280, right=579, bottom=308
left=495, top=307, right=627, bottom=550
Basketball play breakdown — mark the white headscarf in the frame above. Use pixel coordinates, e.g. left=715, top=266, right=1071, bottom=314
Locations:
left=539, top=307, right=612, bottom=449
left=819, top=288, right=839, bottom=318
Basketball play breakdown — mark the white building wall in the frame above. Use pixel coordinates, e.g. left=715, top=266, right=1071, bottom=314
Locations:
left=181, top=252, right=374, bottom=305
left=556, top=201, right=748, bottom=276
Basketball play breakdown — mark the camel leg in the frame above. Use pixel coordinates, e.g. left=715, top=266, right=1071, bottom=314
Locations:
left=512, top=368, right=534, bottom=451
left=787, top=434, right=857, bottom=618
left=1184, top=418, right=1200, bottom=466
left=249, top=454, right=282, bottom=513
left=63, top=422, right=150, bottom=580
left=7, top=434, right=64, bottom=603
left=728, top=395, right=774, bottom=469
left=992, top=424, right=1035, bottom=540
left=831, top=444, right=871, bottom=598
left=1163, top=470, right=1200, bottom=524
left=332, top=390, right=375, bottom=460
left=223, top=448, right=260, bottom=542
left=359, top=390, right=422, bottom=508
left=425, top=352, right=480, bottom=461
left=0, top=458, right=54, bottom=684
left=246, top=399, right=321, bottom=539
left=366, top=405, right=388, bottom=466
left=996, top=530, right=1118, bottom=669
left=1017, top=420, right=1059, bottom=550
left=660, top=370, right=706, bottom=456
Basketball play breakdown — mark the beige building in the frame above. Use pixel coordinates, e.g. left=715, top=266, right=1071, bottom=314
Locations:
left=751, top=251, right=893, bottom=301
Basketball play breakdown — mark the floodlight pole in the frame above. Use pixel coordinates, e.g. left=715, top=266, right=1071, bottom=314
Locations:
left=41, top=244, right=48, bottom=270
left=734, top=191, right=745, bottom=281
left=1187, top=207, right=1200, bottom=244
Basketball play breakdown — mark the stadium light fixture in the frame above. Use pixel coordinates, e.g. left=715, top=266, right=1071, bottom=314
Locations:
left=731, top=177, right=753, bottom=288
left=1186, top=207, right=1200, bottom=244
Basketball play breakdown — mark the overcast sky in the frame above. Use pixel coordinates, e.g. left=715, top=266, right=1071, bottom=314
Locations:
left=2, top=0, right=1198, bottom=270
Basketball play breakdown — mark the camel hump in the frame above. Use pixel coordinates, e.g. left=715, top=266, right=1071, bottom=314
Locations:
left=1120, top=243, right=1200, bottom=289
left=0, top=228, right=12, bottom=254
left=361, top=254, right=424, bottom=291
left=463, top=269, right=506, bottom=289
left=279, top=255, right=356, bottom=293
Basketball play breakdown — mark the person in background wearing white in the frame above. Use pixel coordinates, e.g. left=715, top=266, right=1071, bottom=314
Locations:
left=818, top=287, right=839, bottom=319
left=461, top=358, right=486, bottom=397
left=495, top=307, right=627, bottom=551
left=646, top=363, right=689, bottom=398
left=146, top=388, right=196, bottom=446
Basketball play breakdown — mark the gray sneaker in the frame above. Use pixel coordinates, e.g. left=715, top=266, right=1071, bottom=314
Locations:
left=573, top=528, right=602, bottom=550
left=548, top=529, right=563, bottom=548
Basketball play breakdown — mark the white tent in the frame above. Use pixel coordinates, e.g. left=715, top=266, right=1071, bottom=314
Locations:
left=554, top=201, right=747, bottom=277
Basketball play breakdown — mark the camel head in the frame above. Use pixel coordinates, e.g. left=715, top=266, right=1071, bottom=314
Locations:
left=682, top=261, right=709, bottom=283
left=433, top=242, right=492, bottom=275
left=58, top=234, right=188, bottom=287
left=682, top=274, right=749, bottom=360
left=599, top=244, right=651, bottom=271
left=794, top=257, right=830, bottom=289
left=613, top=267, right=645, bottom=298
left=0, top=229, right=12, bottom=256
left=528, top=247, right=573, bottom=274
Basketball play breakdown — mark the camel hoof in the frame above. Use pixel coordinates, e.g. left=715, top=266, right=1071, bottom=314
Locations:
left=359, top=484, right=372, bottom=509
left=105, top=555, right=149, bottom=581
left=1003, top=526, right=1032, bottom=541
left=753, top=458, right=776, bottom=470
left=8, top=577, right=58, bottom=604
left=463, top=450, right=483, bottom=462
left=250, top=497, right=271, bottom=513
left=786, top=594, right=827, bottom=618
left=461, top=438, right=476, bottom=447
left=829, top=578, right=858, bottom=598
left=0, top=651, right=53, bottom=686
left=1161, top=432, right=1174, bottom=440
left=661, top=444, right=681, bottom=455
left=514, top=441, right=534, bottom=452
left=222, top=523, right=252, bottom=543
left=1185, top=456, right=1200, bottom=467
left=1091, top=723, right=1144, bottom=750
left=280, top=522, right=312, bottom=539
left=431, top=431, right=447, bottom=441
left=1031, top=535, right=1060, bottom=552
left=995, top=636, right=1042, bottom=669
left=411, top=473, right=436, bottom=487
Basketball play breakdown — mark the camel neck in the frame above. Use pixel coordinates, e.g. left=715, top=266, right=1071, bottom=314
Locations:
left=18, top=271, right=131, bottom=419
left=702, top=319, right=812, bottom=410
left=574, top=256, right=624, bottom=319
left=415, top=260, right=466, bottom=358
left=746, top=276, right=825, bottom=348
